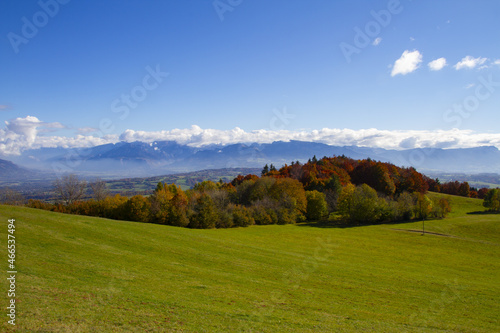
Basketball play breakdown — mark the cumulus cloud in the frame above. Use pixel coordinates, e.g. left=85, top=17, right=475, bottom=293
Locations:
left=391, top=50, right=423, bottom=76
left=372, top=37, right=382, bottom=46
left=0, top=116, right=109, bottom=155
left=2, top=119, right=500, bottom=156
left=454, top=56, right=488, bottom=70
left=493, top=59, right=500, bottom=66
left=428, top=57, right=447, bottom=71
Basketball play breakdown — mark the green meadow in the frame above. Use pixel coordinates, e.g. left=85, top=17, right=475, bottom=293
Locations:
left=0, top=193, right=498, bottom=332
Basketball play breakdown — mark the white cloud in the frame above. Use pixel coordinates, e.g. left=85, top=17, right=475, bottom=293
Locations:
left=493, top=59, right=500, bottom=66
left=454, top=56, right=488, bottom=70
left=2, top=119, right=500, bottom=156
left=409, top=37, right=415, bottom=41
left=428, top=57, right=447, bottom=71
left=372, top=37, right=382, bottom=46
left=78, top=127, right=99, bottom=134
left=464, top=83, right=475, bottom=89
left=391, top=50, right=423, bottom=76
left=116, top=126, right=500, bottom=151
left=0, top=116, right=104, bottom=155
left=4, top=116, right=42, bottom=144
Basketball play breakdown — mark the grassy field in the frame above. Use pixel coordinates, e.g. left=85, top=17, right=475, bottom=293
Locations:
left=0, top=193, right=499, bottom=332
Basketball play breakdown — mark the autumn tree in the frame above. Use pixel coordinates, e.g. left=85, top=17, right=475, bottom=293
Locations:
left=124, top=195, right=151, bottom=222
left=90, top=178, right=109, bottom=201
left=395, top=191, right=415, bottom=221
left=0, top=188, right=25, bottom=206
left=102, top=194, right=128, bottom=220
left=351, top=161, right=396, bottom=196
left=458, top=182, right=470, bottom=197
left=150, top=182, right=189, bottom=226
left=477, top=188, right=490, bottom=199
left=431, top=197, right=451, bottom=218
left=150, top=182, right=174, bottom=224
left=53, top=174, right=87, bottom=205
left=231, top=204, right=255, bottom=227
left=413, top=192, right=432, bottom=220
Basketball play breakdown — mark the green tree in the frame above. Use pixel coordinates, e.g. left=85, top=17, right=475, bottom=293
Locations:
left=305, top=190, right=328, bottom=220
left=431, top=197, right=451, bottom=218
left=483, top=189, right=500, bottom=212
left=338, top=184, right=381, bottom=224
left=413, top=192, right=432, bottom=220
left=189, top=193, right=219, bottom=229
left=231, top=204, right=255, bottom=227
left=261, top=164, right=269, bottom=176
left=125, top=195, right=151, bottom=222
left=395, top=191, right=415, bottom=221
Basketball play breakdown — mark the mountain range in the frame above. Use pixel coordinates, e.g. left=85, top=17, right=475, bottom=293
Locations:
left=2, top=140, right=500, bottom=180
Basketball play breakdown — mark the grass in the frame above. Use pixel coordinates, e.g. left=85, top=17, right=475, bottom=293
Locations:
left=0, top=193, right=499, bottom=332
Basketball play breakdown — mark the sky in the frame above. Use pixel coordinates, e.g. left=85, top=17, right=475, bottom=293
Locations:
left=1, top=0, right=500, bottom=156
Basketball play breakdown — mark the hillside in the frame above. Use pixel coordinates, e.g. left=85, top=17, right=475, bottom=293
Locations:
left=0, top=159, right=35, bottom=181
left=1, top=194, right=499, bottom=332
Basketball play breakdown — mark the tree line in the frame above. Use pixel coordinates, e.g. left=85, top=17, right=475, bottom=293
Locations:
left=8, top=155, right=500, bottom=227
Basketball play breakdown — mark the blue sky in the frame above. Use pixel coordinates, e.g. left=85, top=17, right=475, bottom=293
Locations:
left=1, top=0, right=500, bottom=155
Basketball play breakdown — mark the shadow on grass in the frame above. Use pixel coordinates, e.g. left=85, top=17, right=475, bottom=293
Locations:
left=467, top=210, right=500, bottom=215
left=296, top=218, right=424, bottom=229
